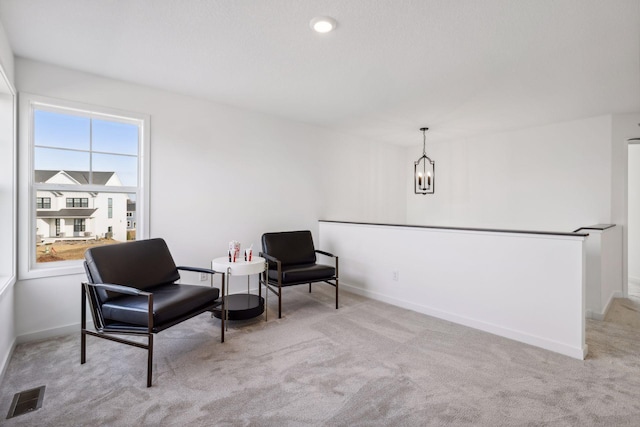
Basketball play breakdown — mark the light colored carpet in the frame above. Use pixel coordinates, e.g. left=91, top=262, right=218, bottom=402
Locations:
left=2, top=285, right=640, bottom=426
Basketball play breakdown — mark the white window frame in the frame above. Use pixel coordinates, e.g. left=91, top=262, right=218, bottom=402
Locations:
left=18, top=93, right=150, bottom=279
left=0, top=66, right=16, bottom=295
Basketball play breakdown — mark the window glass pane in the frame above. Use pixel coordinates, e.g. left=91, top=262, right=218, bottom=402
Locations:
left=36, top=191, right=136, bottom=263
left=92, top=119, right=138, bottom=155
left=92, top=153, right=138, bottom=186
left=34, top=147, right=90, bottom=182
left=34, top=110, right=90, bottom=150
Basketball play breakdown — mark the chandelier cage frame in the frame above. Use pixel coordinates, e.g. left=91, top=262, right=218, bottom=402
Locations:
left=414, top=127, right=435, bottom=195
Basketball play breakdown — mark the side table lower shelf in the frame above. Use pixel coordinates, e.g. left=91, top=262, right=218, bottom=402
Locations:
left=212, top=294, right=265, bottom=320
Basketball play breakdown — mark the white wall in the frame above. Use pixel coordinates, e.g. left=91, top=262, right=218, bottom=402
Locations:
left=0, top=19, right=13, bottom=85
left=584, top=226, right=624, bottom=319
left=406, top=116, right=614, bottom=232
left=612, top=113, right=640, bottom=294
left=13, top=58, right=406, bottom=339
left=628, top=144, right=640, bottom=282
left=320, top=221, right=588, bottom=359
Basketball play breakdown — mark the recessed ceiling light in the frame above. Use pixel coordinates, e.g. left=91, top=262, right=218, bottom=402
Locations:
left=310, top=16, right=337, bottom=33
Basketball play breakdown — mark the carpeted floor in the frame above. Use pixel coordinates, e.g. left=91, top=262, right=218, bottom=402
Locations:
left=1, top=285, right=640, bottom=426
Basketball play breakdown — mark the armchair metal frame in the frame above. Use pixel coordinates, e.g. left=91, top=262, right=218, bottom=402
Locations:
left=259, top=250, right=338, bottom=319
left=81, top=265, right=225, bottom=387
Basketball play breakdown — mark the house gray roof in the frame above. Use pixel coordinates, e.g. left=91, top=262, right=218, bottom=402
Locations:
left=35, top=170, right=115, bottom=185
left=36, top=208, right=98, bottom=219
left=127, top=201, right=136, bottom=211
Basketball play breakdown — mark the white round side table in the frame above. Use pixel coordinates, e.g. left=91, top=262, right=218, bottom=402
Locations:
left=211, top=256, right=267, bottom=322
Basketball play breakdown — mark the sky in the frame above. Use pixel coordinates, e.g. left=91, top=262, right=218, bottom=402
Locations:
left=33, top=109, right=139, bottom=187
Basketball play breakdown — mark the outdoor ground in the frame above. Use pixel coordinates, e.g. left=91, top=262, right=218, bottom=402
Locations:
left=36, top=239, right=120, bottom=263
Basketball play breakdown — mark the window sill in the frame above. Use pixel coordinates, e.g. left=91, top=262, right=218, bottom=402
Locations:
left=19, top=260, right=85, bottom=280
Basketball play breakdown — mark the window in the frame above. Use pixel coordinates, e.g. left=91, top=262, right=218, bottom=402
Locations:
left=66, top=197, right=88, bottom=208
left=73, top=219, right=85, bottom=232
left=36, top=197, right=51, bottom=209
left=19, top=94, right=150, bottom=278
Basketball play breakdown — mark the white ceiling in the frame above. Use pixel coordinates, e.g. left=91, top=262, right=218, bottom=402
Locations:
left=0, top=0, right=638, bottom=145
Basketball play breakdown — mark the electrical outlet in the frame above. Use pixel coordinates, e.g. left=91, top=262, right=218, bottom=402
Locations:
left=392, top=270, right=399, bottom=282
left=199, top=273, right=208, bottom=281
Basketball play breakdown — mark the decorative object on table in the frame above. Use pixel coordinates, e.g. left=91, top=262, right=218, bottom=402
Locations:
left=245, top=244, right=253, bottom=261
left=228, top=240, right=241, bottom=262
left=414, top=127, right=435, bottom=195
left=260, top=230, right=338, bottom=318
left=82, top=238, right=225, bottom=387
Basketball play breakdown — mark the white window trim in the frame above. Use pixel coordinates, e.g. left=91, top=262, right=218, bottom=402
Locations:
left=0, top=64, right=17, bottom=295
left=18, top=93, right=150, bottom=279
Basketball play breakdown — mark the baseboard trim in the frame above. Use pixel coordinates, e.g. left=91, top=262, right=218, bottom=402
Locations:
left=340, top=282, right=586, bottom=360
left=16, top=321, right=91, bottom=344
left=0, top=337, right=16, bottom=386
left=587, top=291, right=623, bottom=321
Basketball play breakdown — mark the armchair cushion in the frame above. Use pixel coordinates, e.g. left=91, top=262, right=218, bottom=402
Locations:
left=262, top=231, right=317, bottom=267
left=102, top=283, right=220, bottom=328
left=268, top=263, right=336, bottom=285
left=85, top=238, right=181, bottom=302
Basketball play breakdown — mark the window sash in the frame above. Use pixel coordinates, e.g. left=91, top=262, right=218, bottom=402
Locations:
left=19, top=93, right=150, bottom=279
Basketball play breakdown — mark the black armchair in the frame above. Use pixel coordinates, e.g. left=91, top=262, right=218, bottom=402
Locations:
left=82, top=238, right=224, bottom=387
left=259, top=230, right=338, bottom=318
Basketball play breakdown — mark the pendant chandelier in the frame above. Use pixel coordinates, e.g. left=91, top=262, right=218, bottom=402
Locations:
left=414, top=127, right=435, bottom=194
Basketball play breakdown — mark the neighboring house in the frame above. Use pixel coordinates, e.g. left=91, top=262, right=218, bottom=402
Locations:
left=126, top=200, right=136, bottom=231
left=35, top=170, right=128, bottom=242
left=126, top=200, right=136, bottom=240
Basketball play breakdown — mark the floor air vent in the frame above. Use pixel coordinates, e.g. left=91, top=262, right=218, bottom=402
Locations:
left=6, top=385, right=45, bottom=419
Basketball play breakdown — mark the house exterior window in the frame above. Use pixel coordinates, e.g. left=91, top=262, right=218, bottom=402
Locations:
left=66, top=197, right=88, bottom=208
left=36, top=197, right=51, bottom=209
left=74, top=219, right=85, bottom=232
left=19, top=94, right=150, bottom=278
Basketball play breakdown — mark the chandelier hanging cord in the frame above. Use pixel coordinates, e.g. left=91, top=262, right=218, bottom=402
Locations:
left=420, top=127, right=429, bottom=156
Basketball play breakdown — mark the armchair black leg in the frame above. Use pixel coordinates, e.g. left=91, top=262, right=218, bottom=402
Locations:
left=81, top=284, right=87, bottom=365
left=278, top=285, right=282, bottom=319
left=81, top=332, right=86, bottom=364
left=147, top=334, right=153, bottom=388
left=336, top=278, right=339, bottom=309
left=309, top=283, right=312, bottom=293
left=220, top=300, right=225, bottom=343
